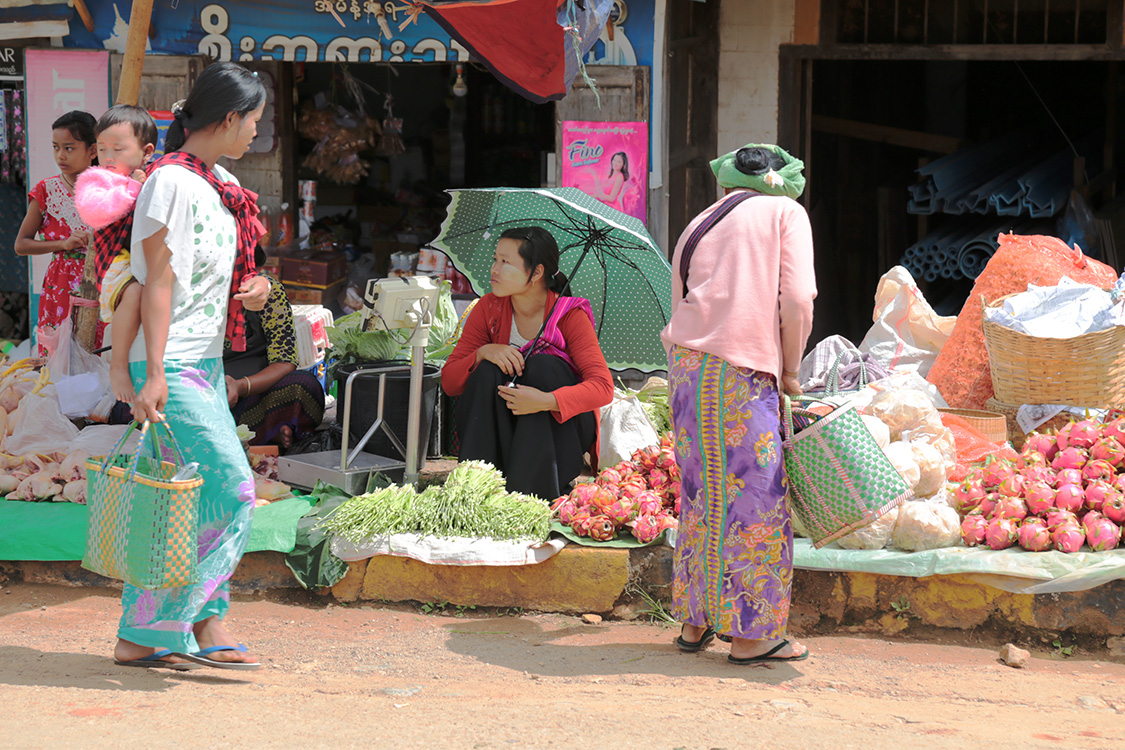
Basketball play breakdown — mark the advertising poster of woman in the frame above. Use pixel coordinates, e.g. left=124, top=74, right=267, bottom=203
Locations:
left=560, top=120, right=648, bottom=224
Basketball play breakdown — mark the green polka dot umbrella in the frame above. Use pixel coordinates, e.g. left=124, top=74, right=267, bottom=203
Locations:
left=430, top=187, right=671, bottom=373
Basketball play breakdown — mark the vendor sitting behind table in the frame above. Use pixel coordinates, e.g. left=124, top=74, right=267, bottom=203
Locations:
left=442, top=227, right=613, bottom=500
left=222, top=246, right=326, bottom=447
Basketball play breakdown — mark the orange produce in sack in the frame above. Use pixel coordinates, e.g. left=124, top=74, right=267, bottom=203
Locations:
left=927, top=234, right=1118, bottom=409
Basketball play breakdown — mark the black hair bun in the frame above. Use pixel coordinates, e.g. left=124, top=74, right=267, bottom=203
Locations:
left=734, top=147, right=785, bottom=176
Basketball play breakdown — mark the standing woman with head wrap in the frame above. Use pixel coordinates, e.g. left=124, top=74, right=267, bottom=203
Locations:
left=661, top=144, right=817, bottom=665
left=114, top=62, right=270, bottom=671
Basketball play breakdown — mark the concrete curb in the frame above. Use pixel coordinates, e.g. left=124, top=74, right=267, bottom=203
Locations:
left=5, top=546, right=1123, bottom=641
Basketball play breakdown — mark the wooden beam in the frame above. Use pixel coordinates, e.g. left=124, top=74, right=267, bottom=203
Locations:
left=115, top=0, right=155, bottom=106
left=812, top=114, right=968, bottom=154
left=780, top=43, right=1123, bottom=62
left=793, top=0, right=820, bottom=46
left=72, top=0, right=95, bottom=33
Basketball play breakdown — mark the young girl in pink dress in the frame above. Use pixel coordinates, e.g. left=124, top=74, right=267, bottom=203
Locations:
left=15, top=110, right=103, bottom=353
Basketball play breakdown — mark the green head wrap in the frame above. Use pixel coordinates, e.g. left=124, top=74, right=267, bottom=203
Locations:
left=710, top=143, right=805, bottom=199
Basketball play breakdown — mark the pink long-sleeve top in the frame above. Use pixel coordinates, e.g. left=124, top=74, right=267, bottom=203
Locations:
left=661, top=189, right=817, bottom=378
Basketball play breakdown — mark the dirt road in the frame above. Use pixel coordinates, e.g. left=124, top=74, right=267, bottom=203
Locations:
left=2, top=583, right=1123, bottom=750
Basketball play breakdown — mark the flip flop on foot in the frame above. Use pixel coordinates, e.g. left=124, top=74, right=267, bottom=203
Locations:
left=173, top=644, right=261, bottom=671
left=728, top=639, right=810, bottom=665
left=114, top=648, right=199, bottom=671
left=675, top=626, right=716, bottom=653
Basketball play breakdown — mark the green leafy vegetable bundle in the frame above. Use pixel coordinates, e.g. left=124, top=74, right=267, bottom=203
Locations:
left=317, top=461, right=551, bottom=544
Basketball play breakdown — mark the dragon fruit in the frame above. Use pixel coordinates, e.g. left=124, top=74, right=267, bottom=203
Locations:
left=1024, top=432, right=1059, bottom=461
left=1018, top=450, right=1048, bottom=469
left=1082, top=510, right=1104, bottom=534
left=569, top=510, right=594, bottom=536
left=1087, top=518, right=1122, bottom=552
left=993, top=496, right=1028, bottom=522
left=664, top=479, right=682, bottom=504
left=1068, top=419, right=1101, bottom=450
left=1018, top=517, right=1052, bottom=552
left=961, top=512, right=989, bottom=546
left=597, top=468, right=624, bottom=487
left=1091, top=437, right=1125, bottom=467
left=636, top=490, right=662, bottom=516
left=617, top=479, right=646, bottom=501
left=1084, top=480, right=1115, bottom=513
left=604, top=496, right=640, bottom=526
left=1055, top=422, right=1075, bottom=450
left=982, top=459, right=1014, bottom=490
left=569, top=483, right=598, bottom=508
left=587, top=515, right=617, bottom=542
left=979, top=493, right=999, bottom=518
left=653, top=512, right=678, bottom=533
left=1104, top=417, right=1125, bottom=445
left=1082, top=459, right=1117, bottom=484
left=998, top=474, right=1026, bottom=498
left=952, top=479, right=987, bottom=514
left=1046, top=508, right=1079, bottom=529
left=1052, top=523, right=1086, bottom=553
left=647, top=468, right=670, bottom=493
left=1051, top=447, right=1089, bottom=472
left=591, top=485, right=617, bottom=513
left=985, top=517, right=1019, bottom=550
left=630, top=514, right=662, bottom=544
left=1054, top=468, right=1084, bottom=488
left=1023, top=481, right=1056, bottom=516
left=656, top=448, right=676, bottom=472
left=555, top=500, right=581, bottom=524
left=1054, top=484, right=1086, bottom=513
left=1019, top=465, right=1055, bottom=486
left=631, top=446, right=660, bottom=472
left=1103, top=494, right=1125, bottom=525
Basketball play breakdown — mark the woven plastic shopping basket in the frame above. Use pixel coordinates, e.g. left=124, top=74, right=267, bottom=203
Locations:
left=782, top=396, right=913, bottom=548
left=82, top=420, right=203, bottom=589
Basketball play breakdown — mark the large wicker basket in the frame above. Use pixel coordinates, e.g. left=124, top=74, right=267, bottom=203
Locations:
left=981, top=295, right=1125, bottom=408
left=937, top=407, right=1007, bottom=445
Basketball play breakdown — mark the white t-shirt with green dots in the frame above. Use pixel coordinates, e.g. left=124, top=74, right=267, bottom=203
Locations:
left=129, top=163, right=239, bottom=363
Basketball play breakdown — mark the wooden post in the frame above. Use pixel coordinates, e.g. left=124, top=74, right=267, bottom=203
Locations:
left=72, top=0, right=155, bottom=353
left=116, top=0, right=154, bottom=106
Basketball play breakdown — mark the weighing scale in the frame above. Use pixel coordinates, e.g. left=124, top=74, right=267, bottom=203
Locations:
left=278, top=276, right=441, bottom=494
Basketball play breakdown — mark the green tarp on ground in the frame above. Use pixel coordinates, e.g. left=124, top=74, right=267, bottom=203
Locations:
left=0, top=496, right=316, bottom=562
left=793, top=538, right=1125, bottom=594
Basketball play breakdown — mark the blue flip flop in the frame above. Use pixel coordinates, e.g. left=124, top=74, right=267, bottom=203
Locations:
left=173, top=644, right=261, bottom=671
left=114, top=648, right=199, bottom=671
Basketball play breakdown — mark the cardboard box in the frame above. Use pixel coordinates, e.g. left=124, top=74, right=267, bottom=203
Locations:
left=285, top=279, right=344, bottom=306
left=282, top=251, right=347, bottom=287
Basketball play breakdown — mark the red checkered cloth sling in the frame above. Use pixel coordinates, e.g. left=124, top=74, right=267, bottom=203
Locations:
left=92, top=152, right=264, bottom=351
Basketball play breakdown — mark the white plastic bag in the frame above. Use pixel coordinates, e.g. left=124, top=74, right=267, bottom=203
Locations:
left=883, top=441, right=921, bottom=491
left=46, top=319, right=114, bottom=420
left=836, top=506, right=900, bottom=550
left=598, top=389, right=659, bottom=469
left=859, top=266, right=956, bottom=377
left=5, top=386, right=81, bottom=456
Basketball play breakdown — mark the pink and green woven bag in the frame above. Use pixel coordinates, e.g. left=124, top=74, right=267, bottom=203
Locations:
left=82, top=420, right=203, bottom=589
left=782, top=396, right=913, bottom=548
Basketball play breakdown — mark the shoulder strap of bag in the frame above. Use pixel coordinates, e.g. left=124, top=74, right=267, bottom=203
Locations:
left=679, top=191, right=760, bottom=299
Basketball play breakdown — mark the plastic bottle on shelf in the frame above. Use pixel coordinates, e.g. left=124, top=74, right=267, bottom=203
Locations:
left=276, top=203, right=295, bottom=247
left=259, top=211, right=273, bottom=247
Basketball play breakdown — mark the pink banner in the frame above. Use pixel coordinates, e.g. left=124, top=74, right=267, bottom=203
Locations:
left=560, top=120, right=647, bottom=224
left=23, top=48, right=111, bottom=316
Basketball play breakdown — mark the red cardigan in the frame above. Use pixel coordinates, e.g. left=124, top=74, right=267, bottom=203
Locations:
left=442, top=292, right=614, bottom=468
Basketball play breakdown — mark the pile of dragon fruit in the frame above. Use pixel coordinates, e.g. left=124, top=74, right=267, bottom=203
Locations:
left=551, top=432, right=680, bottom=543
left=956, top=418, right=1125, bottom=552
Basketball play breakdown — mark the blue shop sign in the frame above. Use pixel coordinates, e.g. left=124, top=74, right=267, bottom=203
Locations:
left=64, top=1, right=654, bottom=68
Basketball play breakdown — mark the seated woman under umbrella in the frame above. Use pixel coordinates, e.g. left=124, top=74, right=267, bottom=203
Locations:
left=441, top=227, right=614, bottom=500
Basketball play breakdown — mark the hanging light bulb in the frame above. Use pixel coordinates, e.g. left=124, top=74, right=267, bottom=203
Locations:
left=452, top=64, right=468, bottom=97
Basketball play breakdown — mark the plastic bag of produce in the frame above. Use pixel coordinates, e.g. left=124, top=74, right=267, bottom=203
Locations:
left=891, top=499, right=962, bottom=551
left=870, top=388, right=942, bottom=440
left=861, top=415, right=890, bottom=449
left=910, top=440, right=947, bottom=498
left=883, top=441, right=921, bottom=491
left=836, top=505, right=900, bottom=550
